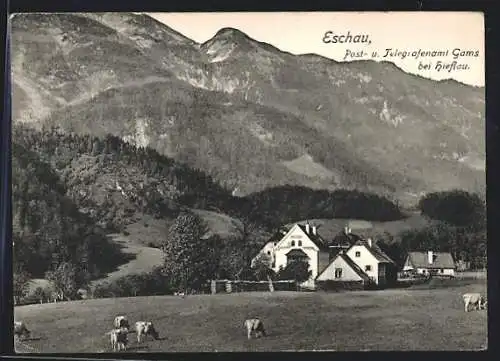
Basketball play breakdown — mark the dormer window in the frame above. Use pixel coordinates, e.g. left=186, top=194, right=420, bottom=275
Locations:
left=291, top=240, right=295, bottom=246
left=298, top=241, right=302, bottom=246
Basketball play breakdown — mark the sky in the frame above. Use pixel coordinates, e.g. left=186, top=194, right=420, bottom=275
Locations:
left=147, top=12, right=485, bottom=87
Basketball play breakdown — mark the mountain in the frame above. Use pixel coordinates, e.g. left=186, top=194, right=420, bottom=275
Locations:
left=10, top=12, right=486, bottom=207
left=11, top=140, right=131, bottom=280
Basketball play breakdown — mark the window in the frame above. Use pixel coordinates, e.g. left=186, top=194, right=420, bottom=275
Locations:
left=291, top=241, right=295, bottom=246
left=355, top=251, right=361, bottom=257
left=267, top=251, right=271, bottom=255
left=335, top=268, right=343, bottom=278
left=365, top=265, right=372, bottom=271
left=440, top=269, right=444, bottom=273
left=298, top=241, right=302, bottom=246
left=272, top=261, right=275, bottom=268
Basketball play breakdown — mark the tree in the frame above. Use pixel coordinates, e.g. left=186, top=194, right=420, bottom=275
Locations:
left=45, top=261, right=78, bottom=301
left=13, top=268, right=31, bottom=305
left=418, top=190, right=486, bottom=229
left=161, top=211, right=218, bottom=292
left=251, top=253, right=276, bottom=281
left=277, top=260, right=311, bottom=283
left=33, top=286, right=48, bottom=304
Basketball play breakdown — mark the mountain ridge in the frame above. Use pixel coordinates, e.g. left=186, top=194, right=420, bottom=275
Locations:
left=10, top=12, right=485, bottom=207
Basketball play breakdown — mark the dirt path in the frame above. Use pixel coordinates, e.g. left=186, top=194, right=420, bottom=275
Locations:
left=90, top=233, right=164, bottom=287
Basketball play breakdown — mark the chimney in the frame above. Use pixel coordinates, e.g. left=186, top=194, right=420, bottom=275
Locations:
left=428, top=251, right=434, bottom=264
left=305, top=223, right=310, bottom=234
left=312, top=226, right=317, bottom=235
left=367, top=238, right=373, bottom=248
left=344, top=225, right=350, bottom=235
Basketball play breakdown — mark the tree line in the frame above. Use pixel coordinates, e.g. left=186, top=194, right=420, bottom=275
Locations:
left=11, top=125, right=415, bottom=302
left=377, top=190, right=486, bottom=270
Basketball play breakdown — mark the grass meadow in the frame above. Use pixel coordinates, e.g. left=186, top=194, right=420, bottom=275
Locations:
left=14, top=277, right=487, bottom=353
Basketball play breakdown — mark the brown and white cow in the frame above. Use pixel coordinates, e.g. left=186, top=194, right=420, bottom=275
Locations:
left=135, top=321, right=160, bottom=343
left=114, top=315, right=130, bottom=330
left=106, top=328, right=129, bottom=351
left=462, top=292, right=487, bottom=312
left=244, top=318, right=267, bottom=339
left=14, top=321, right=31, bottom=340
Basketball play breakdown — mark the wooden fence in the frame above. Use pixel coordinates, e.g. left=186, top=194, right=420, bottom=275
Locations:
left=210, top=279, right=297, bottom=294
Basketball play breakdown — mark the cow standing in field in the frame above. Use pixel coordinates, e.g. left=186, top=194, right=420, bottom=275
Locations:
left=462, top=292, right=487, bottom=312
left=106, top=328, right=129, bottom=351
left=135, top=321, right=160, bottom=343
left=13, top=321, right=31, bottom=340
left=244, top=318, right=267, bottom=339
left=114, top=315, right=130, bottom=330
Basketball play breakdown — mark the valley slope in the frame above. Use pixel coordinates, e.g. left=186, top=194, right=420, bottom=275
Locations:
left=10, top=12, right=486, bottom=207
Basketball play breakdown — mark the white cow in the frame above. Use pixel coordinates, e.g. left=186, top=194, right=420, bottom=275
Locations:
left=244, top=318, right=267, bottom=339
left=106, top=328, right=128, bottom=351
left=135, top=321, right=160, bottom=343
left=114, top=315, right=130, bottom=330
left=462, top=292, right=487, bottom=312
left=14, top=321, right=31, bottom=340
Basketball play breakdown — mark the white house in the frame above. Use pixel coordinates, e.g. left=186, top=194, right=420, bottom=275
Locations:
left=344, top=238, right=396, bottom=286
left=403, top=251, right=456, bottom=277
left=252, top=222, right=330, bottom=289
left=316, top=251, right=371, bottom=288
left=317, top=230, right=397, bottom=288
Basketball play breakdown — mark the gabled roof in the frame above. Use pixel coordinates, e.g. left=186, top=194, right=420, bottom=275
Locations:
left=296, top=224, right=329, bottom=251
left=330, top=231, right=363, bottom=248
left=407, top=252, right=456, bottom=269
left=316, top=252, right=371, bottom=282
left=338, top=253, right=371, bottom=282
left=286, top=248, right=309, bottom=258
left=351, top=239, right=395, bottom=264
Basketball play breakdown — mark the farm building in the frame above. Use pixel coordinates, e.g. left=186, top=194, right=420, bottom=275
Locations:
left=402, top=251, right=456, bottom=277
left=316, top=233, right=397, bottom=288
left=316, top=251, right=371, bottom=290
left=252, top=222, right=330, bottom=289
left=253, top=223, right=397, bottom=289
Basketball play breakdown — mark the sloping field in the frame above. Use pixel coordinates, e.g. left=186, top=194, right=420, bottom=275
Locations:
left=14, top=279, right=486, bottom=353
left=89, top=233, right=164, bottom=287
left=292, top=214, right=434, bottom=241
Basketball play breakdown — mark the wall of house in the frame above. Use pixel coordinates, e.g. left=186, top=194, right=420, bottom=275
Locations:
left=274, top=246, right=318, bottom=277
left=346, top=245, right=380, bottom=284
left=273, top=225, right=320, bottom=280
left=316, top=256, right=364, bottom=282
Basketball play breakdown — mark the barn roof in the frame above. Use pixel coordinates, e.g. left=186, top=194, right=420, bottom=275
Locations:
left=407, top=252, right=456, bottom=269
left=330, top=231, right=362, bottom=248
left=351, top=239, right=396, bottom=264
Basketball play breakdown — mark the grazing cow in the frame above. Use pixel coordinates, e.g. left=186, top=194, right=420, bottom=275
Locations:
left=13, top=321, right=31, bottom=340
left=462, top=292, right=487, bottom=312
left=244, top=318, right=267, bottom=339
left=114, top=315, right=130, bottom=330
left=135, top=321, right=160, bottom=343
left=106, top=328, right=128, bottom=351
